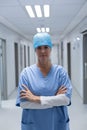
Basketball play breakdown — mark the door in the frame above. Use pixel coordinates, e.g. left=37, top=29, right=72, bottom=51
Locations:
left=28, top=46, right=30, bottom=66
left=0, top=40, right=2, bottom=106
left=0, top=39, right=7, bottom=100
left=14, top=43, right=19, bottom=87
left=24, top=45, right=26, bottom=67
left=83, top=33, right=87, bottom=104
left=67, top=42, right=71, bottom=79
left=61, top=41, right=63, bottom=66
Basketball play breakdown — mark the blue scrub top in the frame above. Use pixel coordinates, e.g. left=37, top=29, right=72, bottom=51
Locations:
left=16, top=64, right=72, bottom=130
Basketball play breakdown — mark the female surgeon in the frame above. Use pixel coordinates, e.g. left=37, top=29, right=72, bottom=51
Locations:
left=16, top=32, right=72, bottom=130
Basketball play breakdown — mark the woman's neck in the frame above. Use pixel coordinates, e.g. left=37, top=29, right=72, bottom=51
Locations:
left=37, top=61, right=52, bottom=76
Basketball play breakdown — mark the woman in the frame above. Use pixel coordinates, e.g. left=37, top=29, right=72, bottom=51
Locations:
left=16, top=32, right=72, bottom=130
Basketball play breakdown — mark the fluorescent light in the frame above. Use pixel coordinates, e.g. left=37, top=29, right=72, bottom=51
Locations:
left=25, top=6, right=35, bottom=18
left=46, top=28, right=50, bottom=32
left=36, top=27, right=50, bottom=32
left=41, top=28, right=45, bottom=32
left=36, top=28, right=41, bottom=32
left=25, top=5, right=50, bottom=18
left=34, top=5, right=42, bottom=17
left=44, top=5, right=50, bottom=17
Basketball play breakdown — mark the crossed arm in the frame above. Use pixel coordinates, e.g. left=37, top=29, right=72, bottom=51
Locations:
left=20, top=84, right=70, bottom=109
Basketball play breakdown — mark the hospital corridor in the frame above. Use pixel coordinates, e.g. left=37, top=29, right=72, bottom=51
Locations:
left=0, top=0, right=87, bottom=130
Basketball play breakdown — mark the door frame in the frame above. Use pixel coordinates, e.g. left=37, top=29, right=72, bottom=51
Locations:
left=14, top=42, right=19, bottom=87
left=0, top=38, right=7, bottom=100
left=67, top=42, right=71, bottom=79
left=83, top=33, right=87, bottom=104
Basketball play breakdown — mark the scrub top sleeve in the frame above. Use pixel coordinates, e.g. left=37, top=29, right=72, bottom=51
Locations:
left=59, top=67, right=72, bottom=105
left=16, top=69, right=29, bottom=107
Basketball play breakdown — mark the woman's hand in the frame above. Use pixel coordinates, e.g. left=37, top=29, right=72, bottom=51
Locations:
left=56, top=86, right=67, bottom=95
left=20, top=84, right=40, bottom=103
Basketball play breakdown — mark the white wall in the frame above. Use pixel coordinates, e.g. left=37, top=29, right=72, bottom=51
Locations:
left=71, top=34, right=83, bottom=97
left=6, top=38, right=16, bottom=97
left=30, top=44, right=36, bottom=65
left=60, top=19, right=86, bottom=98
left=51, top=44, right=59, bottom=65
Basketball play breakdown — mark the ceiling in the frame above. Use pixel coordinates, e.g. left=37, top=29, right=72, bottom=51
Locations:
left=0, top=0, right=87, bottom=43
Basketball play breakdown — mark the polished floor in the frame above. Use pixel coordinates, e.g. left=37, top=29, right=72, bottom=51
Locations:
left=0, top=88, right=87, bottom=130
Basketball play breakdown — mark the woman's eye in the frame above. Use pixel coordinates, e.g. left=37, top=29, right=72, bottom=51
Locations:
left=37, top=47, right=41, bottom=50
left=44, top=46, right=49, bottom=49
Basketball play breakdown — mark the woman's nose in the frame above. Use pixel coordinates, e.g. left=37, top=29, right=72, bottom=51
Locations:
left=41, top=48, right=45, bottom=53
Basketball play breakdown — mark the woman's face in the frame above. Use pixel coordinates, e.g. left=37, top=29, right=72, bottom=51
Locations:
left=35, top=45, right=51, bottom=65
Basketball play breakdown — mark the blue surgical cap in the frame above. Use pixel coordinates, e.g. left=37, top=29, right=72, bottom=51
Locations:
left=33, top=32, right=53, bottom=49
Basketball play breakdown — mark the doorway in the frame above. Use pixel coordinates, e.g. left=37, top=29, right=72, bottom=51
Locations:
left=83, top=33, right=87, bottom=104
left=61, top=41, right=63, bottom=66
left=14, top=43, right=19, bottom=87
left=0, top=39, right=7, bottom=100
left=28, top=46, right=30, bottom=66
left=0, top=40, right=2, bottom=105
left=67, top=42, right=71, bottom=79
left=24, top=45, right=26, bottom=67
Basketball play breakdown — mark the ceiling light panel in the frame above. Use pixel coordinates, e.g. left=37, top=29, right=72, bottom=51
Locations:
left=44, top=5, right=50, bottom=17
left=34, top=5, right=42, bottom=17
left=36, top=28, right=41, bottom=32
left=25, top=6, right=35, bottom=18
left=36, top=27, right=50, bottom=33
left=25, top=5, right=50, bottom=18
left=46, top=27, right=50, bottom=32
left=41, top=27, right=45, bottom=32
